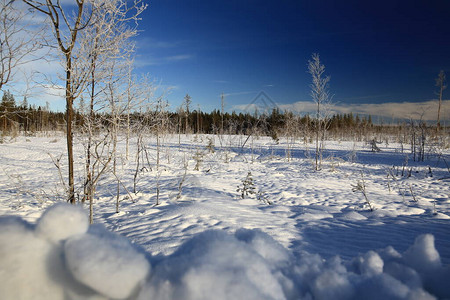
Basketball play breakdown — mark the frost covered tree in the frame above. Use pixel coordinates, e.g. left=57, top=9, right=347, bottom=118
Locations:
left=0, top=0, right=42, bottom=91
left=308, top=53, right=331, bottom=171
left=75, top=0, right=146, bottom=220
left=435, top=70, right=446, bottom=130
left=23, top=0, right=146, bottom=205
left=22, top=0, right=96, bottom=203
left=184, top=93, right=192, bottom=133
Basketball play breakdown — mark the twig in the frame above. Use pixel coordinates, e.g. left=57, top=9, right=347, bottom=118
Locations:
left=409, top=184, right=417, bottom=202
left=48, top=152, right=68, bottom=196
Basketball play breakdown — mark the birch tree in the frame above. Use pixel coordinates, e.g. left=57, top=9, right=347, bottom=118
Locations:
left=78, top=0, right=145, bottom=217
left=0, top=0, right=42, bottom=91
left=435, top=70, right=446, bottom=130
left=184, top=93, right=191, bottom=133
left=308, top=53, right=331, bottom=171
left=23, top=0, right=146, bottom=207
left=23, top=0, right=95, bottom=203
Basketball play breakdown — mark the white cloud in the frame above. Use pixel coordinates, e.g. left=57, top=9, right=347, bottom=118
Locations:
left=277, top=100, right=450, bottom=121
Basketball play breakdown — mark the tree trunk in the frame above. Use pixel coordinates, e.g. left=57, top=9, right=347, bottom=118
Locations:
left=66, top=55, right=75, bottom=204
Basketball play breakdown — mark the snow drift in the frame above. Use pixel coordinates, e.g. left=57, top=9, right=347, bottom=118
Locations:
left=0, top=204, right=449, bottom=300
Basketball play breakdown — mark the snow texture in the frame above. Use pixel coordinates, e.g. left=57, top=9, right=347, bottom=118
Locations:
left=1, top=204, right=449, bottom=299
left=65, top=224, right=151, bottom=299
left=36, top=203, right=89, bottom=243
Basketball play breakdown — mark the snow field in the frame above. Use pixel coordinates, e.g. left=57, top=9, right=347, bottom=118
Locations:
left=0, top=134, right=449, bottom=299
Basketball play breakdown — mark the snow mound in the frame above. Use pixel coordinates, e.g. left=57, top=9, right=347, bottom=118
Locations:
left=36, top=203, right=89, bottom=243
left=0, top=204, right=150, bottom=299
left=138, top=229, right=290, bottom=300
left=65, top=224, right=150, bottom=299
left=1, top=204, right=450, bottom=299
left=0, top=216, right=65, bottom=300
left=403, top=234, right=441, bottom=273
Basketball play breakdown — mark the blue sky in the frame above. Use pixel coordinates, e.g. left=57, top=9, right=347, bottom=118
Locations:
left=133, top=0, right=450, bottom=119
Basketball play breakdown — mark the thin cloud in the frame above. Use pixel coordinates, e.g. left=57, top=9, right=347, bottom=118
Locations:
left=233, top=103, right=260, bottom=112
left=223, top=91, right=257, bottom=97
left=137, top=37, right=180, bottom=49
left=278, top=100, right=450, bottom=121
left=134, top=54, right=193, bottom=67
left=165, top=54, right=193, bottom=62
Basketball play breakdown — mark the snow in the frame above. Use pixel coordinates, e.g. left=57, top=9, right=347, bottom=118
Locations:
left=36, top=202, right=89, bottom=243
left=0, top=134, right=449, bottom=299
left=65, top=224, right=151, bottom=299
left=0, top=216, right=65, bottom=300
left=403, top=234, right=441, bottom=273
left=1, top=204, right=449, bottom=299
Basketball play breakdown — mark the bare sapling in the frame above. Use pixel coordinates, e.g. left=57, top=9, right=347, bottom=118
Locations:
left=435, top=70, right=446, bottom=131
left=86, top=131, right=115, bottom=223
left=308, top=53, right=332, bottom=171
left=284, top=111, right=299, bottom=162
left=257, top=190, right=272, bottom=205
left=133, top=132, right=152, bottom=194
left=352, top=171, right=374, bottom=211
left=387, top=167, right=406, bottom=201
left=176, top=154, right=189, bottom=201
left=48, top=152, right=68, bottom=196
left=193, top=148, right=204, bottom=171
left=409, top=183, right=417, bottom=202
left=206, top=137, right=215, bottom=153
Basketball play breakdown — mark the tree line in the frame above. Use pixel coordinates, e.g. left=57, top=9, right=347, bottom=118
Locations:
left=2, top=89, right=376, bottom=137
left=0, top=90, right=65, bottom=135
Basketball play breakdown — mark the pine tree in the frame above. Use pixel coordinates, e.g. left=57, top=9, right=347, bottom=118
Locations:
left=237, top=172, right=256, bottom=199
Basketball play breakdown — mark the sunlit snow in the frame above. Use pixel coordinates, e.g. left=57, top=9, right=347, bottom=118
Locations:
left=0, top=134, right=449, bottom=299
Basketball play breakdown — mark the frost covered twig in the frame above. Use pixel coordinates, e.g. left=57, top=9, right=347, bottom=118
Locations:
left=48, top=153, right=68, bottom=198
left=352, top=171, right=374, bottom=211
left=176, top=155, right=188, bottom=201
left=409, top=184, right=417, bottom=202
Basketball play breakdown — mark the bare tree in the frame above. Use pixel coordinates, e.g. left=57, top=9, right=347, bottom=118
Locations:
left=221, top=92, right=225, bottom=135
left=308, top=53, right=331, bottom=171
left=184, top=93, right=191, bottom=133
left=23, top=0, right=95, bottom=203
left=435, top=70, right=446, bottom=130
left=78, top=0, right=146, bottom=211
left=0, top=0, right=42, bottom=91
left=283, top=111, right=299, bottom=162
left=24, top=0, right=146, bottom=206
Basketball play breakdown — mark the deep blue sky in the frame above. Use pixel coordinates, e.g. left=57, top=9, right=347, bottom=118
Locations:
left=135, top=0, right=450, bottom=114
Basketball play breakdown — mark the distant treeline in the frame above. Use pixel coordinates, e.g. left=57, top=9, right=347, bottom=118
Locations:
left=0, top=91, right=66, bottom=134
left=1, top=90, right=441, bottom=140
left=162, top=108, right=374, bottom=136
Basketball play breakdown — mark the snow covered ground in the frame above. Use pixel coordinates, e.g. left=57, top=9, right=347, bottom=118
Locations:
left=0, top=133, right=449, bottom=299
